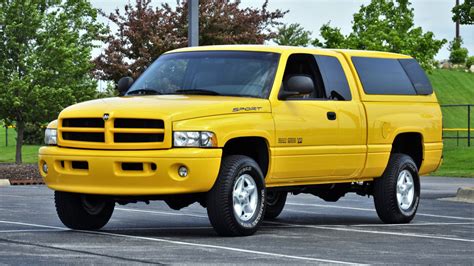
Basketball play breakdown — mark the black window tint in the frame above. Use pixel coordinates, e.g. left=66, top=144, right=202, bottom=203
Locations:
left=315, top=55, right=352, bottom=100
left=399, top=59, right=433, bottom=95
left=281, top=54, right=326, bottom=99
left=352, top=57, right=416, bottom=95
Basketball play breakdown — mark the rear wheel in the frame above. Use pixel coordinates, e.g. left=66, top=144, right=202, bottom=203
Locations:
left=373, top=153, right=420, bottom=223
left=264, top=191, right=287, bottom=219
left=206, top=155, right=265, bottom=236
left=55, top=191, right=115, bottom=230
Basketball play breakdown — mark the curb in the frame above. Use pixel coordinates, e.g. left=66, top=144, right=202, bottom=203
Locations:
left=0, top=179, right=11, bottom=187
left=9, top=179, right=45, bottom=186
left=454, top=187, right=474, bottom=203
left=440, top=187, right=474, bottom=203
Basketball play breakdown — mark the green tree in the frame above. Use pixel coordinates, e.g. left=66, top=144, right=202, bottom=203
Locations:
left=273, top=23, right=312, bottom=46
left=452, top=0, right=474, bottom=25
left=93, top=0, right=287, bottom=83
left=314, top=0, right=447, bottom=69
left=0, top=0, right=106, bottom=163
left=448, top=37, right=469, bottom=64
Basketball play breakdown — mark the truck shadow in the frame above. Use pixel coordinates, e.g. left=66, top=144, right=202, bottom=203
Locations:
left=100, top=214, right=384, bottom=238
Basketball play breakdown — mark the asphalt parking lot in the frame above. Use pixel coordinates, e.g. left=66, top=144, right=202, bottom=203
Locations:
left=0, top=176, right=473, bottom=265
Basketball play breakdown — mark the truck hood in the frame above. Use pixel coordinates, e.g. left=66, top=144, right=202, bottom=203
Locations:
left=59, top=95, right=271, bottom=121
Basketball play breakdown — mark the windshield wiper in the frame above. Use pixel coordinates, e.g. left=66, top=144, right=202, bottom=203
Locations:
left=174, top=89, right=221, bottom=95
left=127, top=88, right=162, bottom=95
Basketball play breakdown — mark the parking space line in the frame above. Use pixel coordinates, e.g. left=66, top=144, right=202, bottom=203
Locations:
left=265, top=221, right=474, bottom=243
left=107, top=226, right=214, bottom=231
left=286, top=202, right=474, bottom=221
left=116, top=208, right=474, bottom=243
left=352, top=222, right=474, bottom=227
left=0, top=220, right=359, bottom=265
left=0, top=229, right=65, bottom=233
left=285, top=209, right=474, bottom=227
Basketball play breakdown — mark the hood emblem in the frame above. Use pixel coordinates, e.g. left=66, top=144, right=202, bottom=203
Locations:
left=103, top=113, right=110, bottom=121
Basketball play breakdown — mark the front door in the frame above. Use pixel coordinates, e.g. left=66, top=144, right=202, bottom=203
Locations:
left=271, top=53, right=340, bottom=181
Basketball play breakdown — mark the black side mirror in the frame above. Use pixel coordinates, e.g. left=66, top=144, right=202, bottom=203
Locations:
left=117, top=77, right=134, bottom=96
left=279, top=75, right=314, bottom=99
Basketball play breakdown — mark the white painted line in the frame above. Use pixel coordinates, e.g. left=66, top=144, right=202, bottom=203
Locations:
left=0, top=229, right=65, bottom=233
left=115, top=208, right=474, bottom=243
left=109, top=226, right=214, bottom=231
left=415, top=213, right=474, bottom=221
left=0, top=179, right=10, bottom=187
left=0, top=220, right=358, bottom=265
left=286, top=202, right=474, bottom=221
left=265, top=221, right=474, bottom=243
left=352, top=222, right=474, bottom=227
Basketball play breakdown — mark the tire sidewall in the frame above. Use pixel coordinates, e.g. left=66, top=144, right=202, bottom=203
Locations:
left=230, top=161, right=266, bottom=230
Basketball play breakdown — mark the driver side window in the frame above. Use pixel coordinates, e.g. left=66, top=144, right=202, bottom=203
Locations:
left=282, top=54, right=326, bottom=99
left=281, top=53, right=352, bottom=101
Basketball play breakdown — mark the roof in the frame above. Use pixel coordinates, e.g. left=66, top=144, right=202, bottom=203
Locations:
left=166, top=45, right=412, bottom=59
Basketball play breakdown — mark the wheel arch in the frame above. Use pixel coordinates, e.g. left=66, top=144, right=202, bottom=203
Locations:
left=222, top=136, right=270, bottom=178
left=390, top=132, right=424, bottom=170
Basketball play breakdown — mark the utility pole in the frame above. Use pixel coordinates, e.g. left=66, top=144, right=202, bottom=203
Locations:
left=455, top=0, right=460, bottom=39
left=188, top=0, right=199, bottom=47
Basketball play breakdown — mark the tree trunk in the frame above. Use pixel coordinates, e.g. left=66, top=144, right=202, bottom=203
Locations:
left=15, top=120, right=25, bottom=164
left=456, top=0, right=460, bottom=39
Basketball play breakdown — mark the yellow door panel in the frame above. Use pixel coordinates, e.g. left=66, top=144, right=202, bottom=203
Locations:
left=332, top=101, right=367, bottom=177
left=272, top=100, right=339, bottom=179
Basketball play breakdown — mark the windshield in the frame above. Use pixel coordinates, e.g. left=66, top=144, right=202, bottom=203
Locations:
left=126, top=51, right=280, bottom=98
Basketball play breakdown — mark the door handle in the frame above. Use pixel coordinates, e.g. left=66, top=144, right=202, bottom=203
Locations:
left=327, top=111, right=337, bottom=120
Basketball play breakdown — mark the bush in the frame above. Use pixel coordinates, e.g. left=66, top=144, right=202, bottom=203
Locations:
left=448, top=37, right=468, bottom=64
left=466, top=56, right=474, bottom=69
left=450, top=48, right=469, bottom=64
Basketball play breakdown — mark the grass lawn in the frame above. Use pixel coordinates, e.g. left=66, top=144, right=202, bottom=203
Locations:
left=0, top=126, right=40, bottom=164
left=432, top=142, right=474, bottom=177
left=429, top=69, right=474, bottom=177
left=429, top=69, right=474, bottom=129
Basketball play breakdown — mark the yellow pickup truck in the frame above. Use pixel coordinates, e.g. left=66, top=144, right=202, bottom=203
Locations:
left=39, top=45, right=443, bottom=236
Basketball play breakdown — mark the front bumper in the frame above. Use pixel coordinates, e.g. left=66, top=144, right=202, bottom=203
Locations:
left=38, top=146, right=222, bottom=196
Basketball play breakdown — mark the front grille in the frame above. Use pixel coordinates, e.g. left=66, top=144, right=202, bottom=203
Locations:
left=59, top=117, right=166, bottom=149
left=114, top=118, right=164, bottom=129
left=63, top=132, right=105, bottom=142
left=114, top=133, right=164, bottom=143
left=63, top=118, right=104, bottom=128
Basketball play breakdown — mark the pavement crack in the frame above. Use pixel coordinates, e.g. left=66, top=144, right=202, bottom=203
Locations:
left=0, top=236, right=162, bottom=265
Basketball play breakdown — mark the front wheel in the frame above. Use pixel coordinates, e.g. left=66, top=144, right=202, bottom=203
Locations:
left=373, top=153, right=420, bottom=223
left=206, top=155, right=266, bottom=236
left=55, top=191, right=115, bottom=230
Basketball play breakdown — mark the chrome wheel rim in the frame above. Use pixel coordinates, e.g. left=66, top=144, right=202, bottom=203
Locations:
left=233, top=174, right=258, bottom=222
left=396, top=170, right=415, bottom=211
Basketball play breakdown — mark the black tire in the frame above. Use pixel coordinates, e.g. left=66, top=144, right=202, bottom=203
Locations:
left=264, top=191, right=287, bottom=219
left=55, top=191, right=115, bottom=230
left=206, top=155, right=266, bottom=236
left=373, top=153, right=420, bottom=224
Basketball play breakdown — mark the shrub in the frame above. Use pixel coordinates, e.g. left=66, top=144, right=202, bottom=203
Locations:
left=450, top=48, right=469, bottom=64
left=466, top=56, right=474, bottom=69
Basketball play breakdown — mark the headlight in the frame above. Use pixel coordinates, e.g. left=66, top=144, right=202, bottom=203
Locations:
left=173, top=131, right=217, bottom=147
left=44, top=128, right=57, bottom=145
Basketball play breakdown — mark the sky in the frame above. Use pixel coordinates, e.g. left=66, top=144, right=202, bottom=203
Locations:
left=90, top=0, right=474, bottom=60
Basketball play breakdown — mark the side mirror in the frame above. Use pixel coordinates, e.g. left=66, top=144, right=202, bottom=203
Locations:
left=117, top=77, right=134, bottom=96
left=279, top=75, right=314, bottom=99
